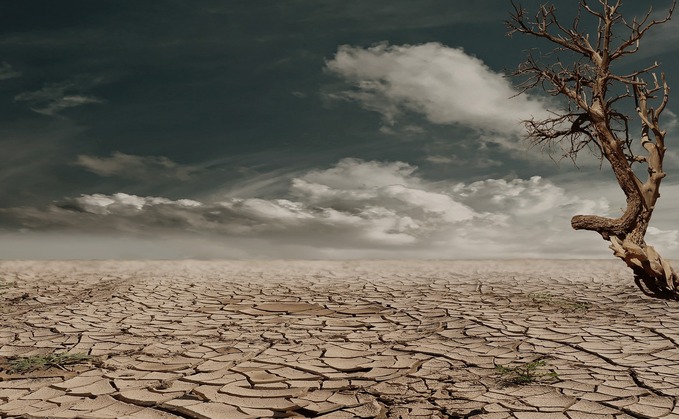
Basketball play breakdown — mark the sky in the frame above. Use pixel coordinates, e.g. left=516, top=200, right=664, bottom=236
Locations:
left=1, top=0, right=678, bottom=259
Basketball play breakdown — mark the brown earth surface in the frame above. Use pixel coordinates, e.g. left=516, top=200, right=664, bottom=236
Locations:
left=1, top=260, right=679, bottom=418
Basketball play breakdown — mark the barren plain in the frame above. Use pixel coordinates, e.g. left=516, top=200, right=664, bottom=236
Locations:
left=1, top=260, right=679, bottom=418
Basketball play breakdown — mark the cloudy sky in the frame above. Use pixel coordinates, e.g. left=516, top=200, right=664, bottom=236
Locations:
left=1, top=0, right=678, bottom=259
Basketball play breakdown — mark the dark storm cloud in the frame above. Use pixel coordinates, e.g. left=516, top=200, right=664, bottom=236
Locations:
left=0, top=0, right=519, bottom=181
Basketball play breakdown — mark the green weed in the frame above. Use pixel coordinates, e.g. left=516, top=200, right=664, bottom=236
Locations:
left=495, top=359, right=559, bottom=385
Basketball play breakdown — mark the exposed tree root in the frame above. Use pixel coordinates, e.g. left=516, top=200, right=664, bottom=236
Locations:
left=609, top=236, right=679, bottom=299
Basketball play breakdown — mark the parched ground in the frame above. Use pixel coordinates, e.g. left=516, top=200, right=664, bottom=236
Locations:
left=1, top=260, right=679, bottom=419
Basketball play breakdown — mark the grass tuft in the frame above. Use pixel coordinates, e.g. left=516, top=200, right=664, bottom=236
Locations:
left=495, top=358, right=559, bottom=386
left=7, top=352, right=95, bottom=374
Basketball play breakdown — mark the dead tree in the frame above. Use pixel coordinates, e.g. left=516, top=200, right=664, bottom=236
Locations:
left=508, top=0, right=679, bottom=298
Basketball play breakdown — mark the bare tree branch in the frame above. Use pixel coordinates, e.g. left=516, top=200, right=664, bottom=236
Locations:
left=610, top=1, right=676, bottom=60
left=507, top=0, right=679, bottom=298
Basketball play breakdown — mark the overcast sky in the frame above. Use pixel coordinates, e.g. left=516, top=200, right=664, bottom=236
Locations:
left=1, top=0, right=678, bottom=259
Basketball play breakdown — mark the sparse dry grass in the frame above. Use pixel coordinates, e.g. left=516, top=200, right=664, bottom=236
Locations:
left=6, top=353, right=95, bottom=374
left=495, top=358, right=559, bottom=385
left=527, top=292, right=590, bottom=312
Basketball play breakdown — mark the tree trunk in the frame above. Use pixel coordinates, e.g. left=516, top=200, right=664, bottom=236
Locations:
left=571, top=123, right=679, bottom=298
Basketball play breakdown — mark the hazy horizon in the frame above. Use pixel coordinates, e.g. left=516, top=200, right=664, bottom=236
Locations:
left=1, top=1, right=678, bottom=260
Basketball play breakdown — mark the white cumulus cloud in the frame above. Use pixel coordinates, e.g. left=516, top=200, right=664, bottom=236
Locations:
left=325, top=42, right=549, bottom=135
left=1, top=158, right=628, bottom=259
left=647, top=226, right=679, bottom=252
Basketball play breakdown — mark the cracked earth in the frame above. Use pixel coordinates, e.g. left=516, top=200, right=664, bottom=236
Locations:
left=1, top=260, right=679, bottom=418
